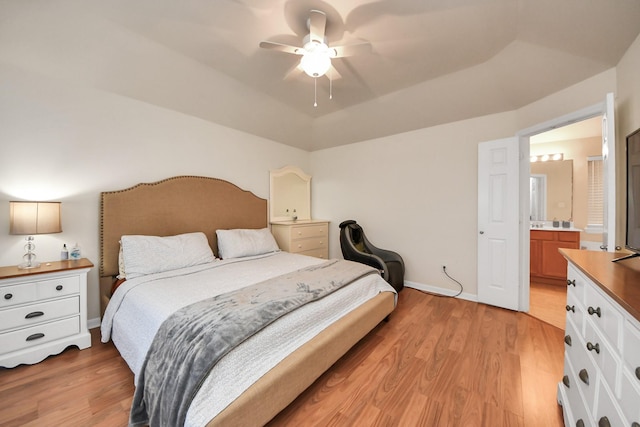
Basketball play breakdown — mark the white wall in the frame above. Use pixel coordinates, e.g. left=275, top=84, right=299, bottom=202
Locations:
left=0, top=65, right=309, bottom=323
left=311, top=112, right=518, bottom=296
left=311, top=68, right=621, bottom=297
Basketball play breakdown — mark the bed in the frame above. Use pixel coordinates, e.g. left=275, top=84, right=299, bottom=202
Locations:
left=98, top=176, right=397, bottom=427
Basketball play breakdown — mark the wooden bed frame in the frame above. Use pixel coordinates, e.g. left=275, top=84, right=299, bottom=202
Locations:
left=99, top=175, right=395, bottom=426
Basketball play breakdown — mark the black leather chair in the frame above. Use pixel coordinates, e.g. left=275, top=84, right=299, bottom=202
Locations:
left=339, top=220, right=405, bottom=292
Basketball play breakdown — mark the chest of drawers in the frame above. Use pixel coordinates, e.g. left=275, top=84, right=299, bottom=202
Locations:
left=0, top=259, right=93, bottom=368
left=558, top=249, right=640, bottom=427
left=271, top=220, right=329, bottom=259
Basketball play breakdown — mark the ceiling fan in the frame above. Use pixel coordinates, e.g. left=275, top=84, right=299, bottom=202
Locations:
left=259, top=9, right=372, bottom=81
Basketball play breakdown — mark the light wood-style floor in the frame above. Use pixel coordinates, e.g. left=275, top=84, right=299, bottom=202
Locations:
left=529, top=281, right=567, bottom=330
left=0, top=288, right=565, bottom=426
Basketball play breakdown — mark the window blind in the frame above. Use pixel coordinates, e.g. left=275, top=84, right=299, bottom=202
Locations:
left=587, top=156, right=604, bottom=231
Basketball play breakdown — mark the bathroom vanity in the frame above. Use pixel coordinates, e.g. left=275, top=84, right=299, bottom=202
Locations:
left=530, top=228, right=580, bottom=284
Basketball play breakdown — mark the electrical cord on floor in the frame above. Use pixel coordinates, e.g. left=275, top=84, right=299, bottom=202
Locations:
left=413, top=265, right=464, bottom=298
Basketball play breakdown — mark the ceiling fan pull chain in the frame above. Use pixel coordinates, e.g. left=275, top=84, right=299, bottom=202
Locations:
left=314, top=78, right=318, bottom=107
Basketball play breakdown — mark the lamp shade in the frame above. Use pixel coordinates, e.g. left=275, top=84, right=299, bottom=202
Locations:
left=9, top=201, right=62, bottom=235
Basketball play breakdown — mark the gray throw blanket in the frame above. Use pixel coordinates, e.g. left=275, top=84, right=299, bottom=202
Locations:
left=129, top=259, right=378, bottom=427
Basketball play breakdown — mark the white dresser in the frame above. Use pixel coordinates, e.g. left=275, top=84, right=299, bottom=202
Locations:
left=271, top=220, right=329, bottom=259
left=558, top=249, right=640, bottom=427
left=0, top=258, right=93, bottom=368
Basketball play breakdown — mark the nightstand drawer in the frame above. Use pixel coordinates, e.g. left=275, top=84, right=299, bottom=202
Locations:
left=0, top=283, right=37, bottom=308
left=0, top=276, right=79, bottom=309
left=0, top=316, right=80, bottom=354
left=0, top=296, right=80, bottom=332
left=36, top=276, right=80, bottom=300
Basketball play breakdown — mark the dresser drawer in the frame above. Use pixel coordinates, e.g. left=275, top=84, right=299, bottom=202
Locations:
left=297, top=248, right=328, bottom=259
left=620, top=368, right=640, bottom=425
left=562, top=354, right=593, bottom=427
left=584, top=283, right=622, bottom=350
left=289, top=237, right=328, bottom=253
left=566, top=289, right=585, bottom=337
left=290, top=224, right=327, bottom=240
left=0, top=316, right=80, bottom=354
left=567, top=264, right=587, bottom=307
left=595, top=379, right=627, bottom=427
left=584, top=319, right=620, bottom=394
left=0, top=296, right=80, bottom=332
left=568, top=324, right=598, bottom=411
left=623, top=319, right=640, bottom=376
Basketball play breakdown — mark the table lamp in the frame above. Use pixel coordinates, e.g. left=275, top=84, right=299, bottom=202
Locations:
left=9, top=201, right=62, bottom=269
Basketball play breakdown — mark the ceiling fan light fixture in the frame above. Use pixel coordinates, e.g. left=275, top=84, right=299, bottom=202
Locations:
left=300, top=42, right=331, bottom=77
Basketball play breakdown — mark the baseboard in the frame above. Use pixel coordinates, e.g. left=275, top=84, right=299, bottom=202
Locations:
left=88, top=317, right=101, bottom=330
left=404, top=280, right=478, bottom=303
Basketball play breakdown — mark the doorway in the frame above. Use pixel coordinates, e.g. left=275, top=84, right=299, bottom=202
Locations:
left=526, top=117, right=604, bottom=328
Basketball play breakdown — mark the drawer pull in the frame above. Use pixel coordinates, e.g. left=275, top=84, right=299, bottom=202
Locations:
left=26, top=333, right=45, bottom=341
left=565, top=305, right=575, bottom=313
left=578, top=369, right=589, bottom=385
left=56, top=285, right=63, bottom=291
left=587, top=306, right=601, bottom=317
left=567, top=279, right=576, bottom=287
left=631, top=423, right=639, bottom=427
left=576, top=420, right=585, bottom=427
left=25, top=311, right=44, bottom=319
left=597, top=416, right=610, bottom=427
left=635, top=367, right=640, bottom=380
left=562, top=375, right=570, bottom=388
left=4, top=293, right=13, bottom=300
left=564, top=335, right=572, bottom=346
left=586, top=342, right=600, bottom=354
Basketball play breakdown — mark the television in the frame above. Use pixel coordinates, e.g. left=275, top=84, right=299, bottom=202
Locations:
left=615, top=128, right=640, bottom=262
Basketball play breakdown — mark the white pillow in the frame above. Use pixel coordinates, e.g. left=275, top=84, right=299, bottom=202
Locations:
left=216, top=228, right=280, bottom=259
left=120, top=232, right=215, bottom=279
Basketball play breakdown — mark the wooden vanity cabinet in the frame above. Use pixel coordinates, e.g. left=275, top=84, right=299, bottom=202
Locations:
left=530, top=230, right=580, bottom=285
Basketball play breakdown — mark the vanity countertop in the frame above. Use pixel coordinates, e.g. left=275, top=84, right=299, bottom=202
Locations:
left=530, top=226, right=582, bottom=232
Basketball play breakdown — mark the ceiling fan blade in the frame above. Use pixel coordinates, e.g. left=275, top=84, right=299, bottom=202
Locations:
left=331, top=42, right=372, bottom=58
left=308, top=9, right=327, bottom=44
left=283, top=62, right=304, bottom=80
left=259, top=41, right=303, bottom=55
left=326, top=65, right=342, bottom=80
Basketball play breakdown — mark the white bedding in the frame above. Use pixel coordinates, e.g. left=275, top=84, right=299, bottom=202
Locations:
left=101, top=251, right=395, bottom=427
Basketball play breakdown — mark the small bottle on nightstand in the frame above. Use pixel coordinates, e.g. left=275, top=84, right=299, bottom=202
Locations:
left=61, top=244, right=69, bottom=260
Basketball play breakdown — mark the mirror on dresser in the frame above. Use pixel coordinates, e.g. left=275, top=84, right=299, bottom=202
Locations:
left=269, top=166, right=329, bottom=259
left=269, top=165, right=311, bottom=222
left=530, top=159, right=573, bottom=221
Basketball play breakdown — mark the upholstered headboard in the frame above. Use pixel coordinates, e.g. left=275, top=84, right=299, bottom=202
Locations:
left=99, top=176, right=267, bottom=314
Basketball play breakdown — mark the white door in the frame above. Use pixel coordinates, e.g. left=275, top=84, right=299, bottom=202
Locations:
left=477, top=137, right=520, bottom=311
left=602, top=92, right=617, bottom=251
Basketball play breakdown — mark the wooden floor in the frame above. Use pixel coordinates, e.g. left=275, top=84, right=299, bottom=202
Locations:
left=0, top=289, right=565, bottom=426
left=529, top=281, right=567, bottom=330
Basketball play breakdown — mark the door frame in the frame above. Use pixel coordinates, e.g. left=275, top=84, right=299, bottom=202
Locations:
left=516, top=101, right=610, bottom=311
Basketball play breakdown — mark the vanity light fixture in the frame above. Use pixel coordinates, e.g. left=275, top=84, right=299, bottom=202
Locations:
left=9, top=201, right=62, bottom=269
left=530, top=153, right=564, bottom=163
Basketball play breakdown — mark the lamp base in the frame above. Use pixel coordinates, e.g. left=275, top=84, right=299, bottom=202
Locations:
left=18, top=261, right=41, bottom=270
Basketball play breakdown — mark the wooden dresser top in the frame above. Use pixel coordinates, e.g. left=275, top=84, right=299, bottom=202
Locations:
left=560, top=249, right=640, bottom=321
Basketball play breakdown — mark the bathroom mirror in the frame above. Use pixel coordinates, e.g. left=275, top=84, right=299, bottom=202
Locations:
left=530, top=159, right=573, bottom=221
left=269, top=165, right=311, bottom=222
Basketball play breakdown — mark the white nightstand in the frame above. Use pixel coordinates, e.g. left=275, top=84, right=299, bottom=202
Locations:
left=0, top=258, right=93, bottom=368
